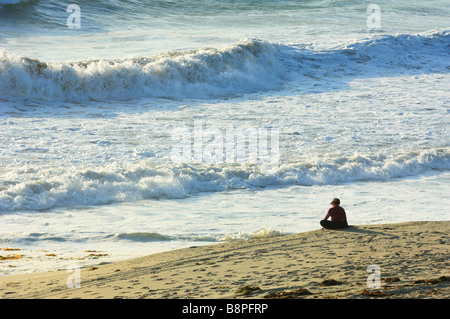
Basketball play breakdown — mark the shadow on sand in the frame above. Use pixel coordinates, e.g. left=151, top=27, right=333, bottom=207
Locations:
left=330, top=225, right=400, bottom=238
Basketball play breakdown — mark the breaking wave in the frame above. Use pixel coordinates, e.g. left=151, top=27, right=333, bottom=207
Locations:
left=0, top=39, right=284, bottom=101
left=1, top=148, right=448, bottom=211
left=1, top=29, right=449, bottom=102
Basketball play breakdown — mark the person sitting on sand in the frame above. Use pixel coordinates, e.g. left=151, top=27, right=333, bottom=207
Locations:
left=320, top=198, right=349, bottom=229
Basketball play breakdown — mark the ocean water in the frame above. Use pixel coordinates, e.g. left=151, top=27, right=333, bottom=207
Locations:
left=0, top=0, right=449, bottom=275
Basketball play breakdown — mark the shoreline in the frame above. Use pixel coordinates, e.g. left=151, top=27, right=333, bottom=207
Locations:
left=0, top=221, right=448, bottom=299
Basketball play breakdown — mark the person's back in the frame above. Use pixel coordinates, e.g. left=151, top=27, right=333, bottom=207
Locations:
left=320, top=198, right=348, bottom=229
left=326, top=205, right=347, bottom=222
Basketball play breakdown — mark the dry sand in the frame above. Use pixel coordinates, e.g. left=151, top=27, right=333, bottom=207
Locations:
left=0, top=221, right=448, bottom=299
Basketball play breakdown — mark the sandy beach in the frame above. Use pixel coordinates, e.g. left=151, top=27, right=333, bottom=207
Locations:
left=0, top=221, right=448, bottom=299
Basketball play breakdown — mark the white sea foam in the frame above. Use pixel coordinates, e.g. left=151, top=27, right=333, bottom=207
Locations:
left=0, top=39, right=284, bottom=101
left=113, top=228, right=285, bottom=243
left=286, top=29, right=450, bottom=91
left=1, top=148, right=448, bottom=211
left=1, top=29, right=448, bottom=102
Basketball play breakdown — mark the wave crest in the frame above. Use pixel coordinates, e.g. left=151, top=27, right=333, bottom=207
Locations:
left=2, top=29, right=449, bottom=102
left=0, top=39, right=284, bottom=101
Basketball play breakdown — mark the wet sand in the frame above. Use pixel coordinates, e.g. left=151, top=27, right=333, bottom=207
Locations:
left=0, top=221, right=448, bottom=299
